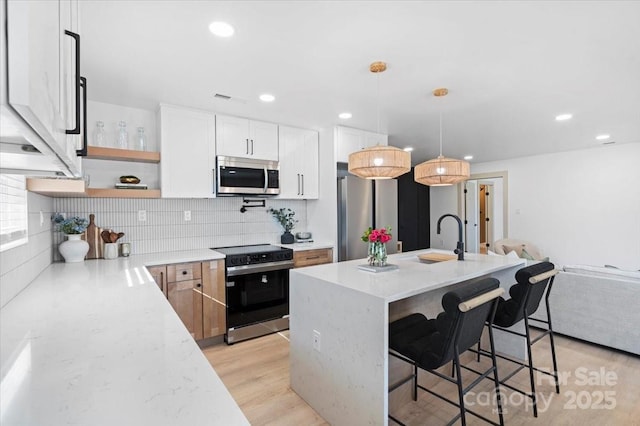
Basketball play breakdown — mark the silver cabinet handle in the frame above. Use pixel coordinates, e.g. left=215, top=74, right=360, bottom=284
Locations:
left=301, top=174, right=304, bottom=196
left=297, top=173, right=300, bottom=195
left=251, top=139, right=254, bottom=155
left=245, top=138, right=249, bottom=154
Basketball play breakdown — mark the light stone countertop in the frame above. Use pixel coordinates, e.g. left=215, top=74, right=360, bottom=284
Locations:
left=278, top=242, right=334, bottom=252
left=0, top=249, right=249, bottom=426
left=292, top=249, right=526, bottom=303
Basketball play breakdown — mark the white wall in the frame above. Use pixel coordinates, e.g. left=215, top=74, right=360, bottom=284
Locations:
left=429, top=185, right=460, bottom=250
left=87, top=100, right=157, bottom=151
left=432, top=143, right=640, bottom=269
left=0, top=193, right=54, bottom=307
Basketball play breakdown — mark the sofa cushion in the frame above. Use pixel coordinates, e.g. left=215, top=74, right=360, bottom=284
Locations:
left=563, top=265, right=640, bottom=282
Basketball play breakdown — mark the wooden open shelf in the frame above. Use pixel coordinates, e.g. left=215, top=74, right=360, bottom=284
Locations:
left=27, top=178, right=87, bottom=197
left=86, top=146, right=160, bottom=163
left=27, top=178, right=161, bottom=198
left=86, top=188, right=161, bottom=198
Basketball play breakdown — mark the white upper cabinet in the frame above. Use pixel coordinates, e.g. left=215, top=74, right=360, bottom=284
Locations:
left=215, top=115, right=278, bottom=161
left=278, top=126, right=319, bottom=199
left=335, top=126, right=388, bottom=163
left=159, top=105, right=215, bottom=198
left=3, top=0, right=82, bottom=176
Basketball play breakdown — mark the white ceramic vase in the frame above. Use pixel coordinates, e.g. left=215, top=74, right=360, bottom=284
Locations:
left=59, top=234, right=89, bottom=263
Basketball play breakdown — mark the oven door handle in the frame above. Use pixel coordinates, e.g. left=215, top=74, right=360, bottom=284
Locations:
left=227, top=260, right=294, bottom=277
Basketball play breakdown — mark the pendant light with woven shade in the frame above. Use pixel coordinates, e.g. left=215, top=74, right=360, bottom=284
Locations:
left=347, top=61, right=411, bottom=180
left=414, top=88, right=470, bottom=186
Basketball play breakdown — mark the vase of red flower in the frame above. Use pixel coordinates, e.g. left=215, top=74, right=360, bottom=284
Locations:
left=362, top=227, right=392, bottom=267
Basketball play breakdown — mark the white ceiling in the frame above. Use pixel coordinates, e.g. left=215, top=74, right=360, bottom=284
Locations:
left=80, top=1, right=640, bottom=165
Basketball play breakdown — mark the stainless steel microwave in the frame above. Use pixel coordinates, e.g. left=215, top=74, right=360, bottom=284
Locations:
left=215, top=156, right=280, bottom=196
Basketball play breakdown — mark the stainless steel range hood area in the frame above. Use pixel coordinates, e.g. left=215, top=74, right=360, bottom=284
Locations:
left=0, top=0, right=83, bottom=177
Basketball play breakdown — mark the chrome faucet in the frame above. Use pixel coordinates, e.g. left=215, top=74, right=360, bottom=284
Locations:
left=437, top=214, right=465, bottom=261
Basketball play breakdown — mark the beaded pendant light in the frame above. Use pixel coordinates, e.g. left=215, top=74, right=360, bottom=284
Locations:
left=347, top=61, right=411, bottom=180
left=414, top=88, right=470, bottom=186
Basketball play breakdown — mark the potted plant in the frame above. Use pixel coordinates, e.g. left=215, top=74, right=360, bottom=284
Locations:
left=268, top=208, right=298, bottom=244
left=53, top=213, right=89, bottom=262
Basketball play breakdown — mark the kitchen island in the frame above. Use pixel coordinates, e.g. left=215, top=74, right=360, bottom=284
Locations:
left=289, top=249, right=525, bottom=426
left=0, top=250, right=249, bottom=426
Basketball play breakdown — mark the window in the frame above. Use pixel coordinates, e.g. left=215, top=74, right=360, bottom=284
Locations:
left=0, top=174, right=28, bottom=252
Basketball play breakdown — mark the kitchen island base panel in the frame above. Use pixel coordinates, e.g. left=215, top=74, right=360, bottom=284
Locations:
left=290, top=251, right=526, bottom=425
left=290, top=272, right=388, bottom=425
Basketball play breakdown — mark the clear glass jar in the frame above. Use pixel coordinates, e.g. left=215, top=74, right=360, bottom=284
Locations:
left=135, top=127, right=147, bottom=151
left=117, top=121, right=128, bottom=149
left=93, top=121, right=106, bottom=147
left=367, top=242, right=387, bottom=267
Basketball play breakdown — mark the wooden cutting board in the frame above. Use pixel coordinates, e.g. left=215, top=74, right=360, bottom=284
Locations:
left=85, top=214, right=102, bottom=259
left=418, top=253, right=457, bottom=263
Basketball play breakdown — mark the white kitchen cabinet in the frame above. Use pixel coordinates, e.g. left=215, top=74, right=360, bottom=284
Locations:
left=216, top=114, right=278, bottom=161
left=278, top=126, right=319, bottom=199
left=3, top=0, right=82, bottom=176
left=159, top=105, right=215, bottom=198
left=335, top=126, right=388, bottom=163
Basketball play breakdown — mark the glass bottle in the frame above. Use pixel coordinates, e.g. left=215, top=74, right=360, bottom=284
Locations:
left=93, top=121, right=106, bottom=147
left=135, top=127, right=147, bottom=151
left=117, top=121, right=128, bottom=149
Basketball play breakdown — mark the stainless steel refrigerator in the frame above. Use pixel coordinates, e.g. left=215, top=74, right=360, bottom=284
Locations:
left=337, top=165, right=398, bottom=261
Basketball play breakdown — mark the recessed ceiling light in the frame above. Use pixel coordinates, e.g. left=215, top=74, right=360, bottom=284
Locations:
left=595, top=134, right=610, bottom=140
left=209, top=21, right=234, bottom=37
left=464, top=155, right=473, bottom=160
left=403, top=147, right=414, bottom=152
left=338, top=112, right=352, bottom=119
left=259, top=94, right=275, bottom=102
left=555, top=114, right=573, bottom=121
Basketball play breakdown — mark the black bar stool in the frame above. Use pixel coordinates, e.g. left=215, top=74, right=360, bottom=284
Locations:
left=477, top=261, right=560, bottom=417
left=388, top=277, right=505, bottom=426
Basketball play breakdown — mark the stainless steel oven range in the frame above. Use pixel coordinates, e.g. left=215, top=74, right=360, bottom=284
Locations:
left=212, top=244, right=294, bottom=344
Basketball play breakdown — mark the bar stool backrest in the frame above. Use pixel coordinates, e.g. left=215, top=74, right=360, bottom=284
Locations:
left=495, top=261, right=555, bottom=327
left=433, top=278, right=501, bottom=368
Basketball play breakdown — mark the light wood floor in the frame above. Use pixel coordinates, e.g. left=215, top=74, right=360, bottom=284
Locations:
left=202, top=331, right=640, bottom=425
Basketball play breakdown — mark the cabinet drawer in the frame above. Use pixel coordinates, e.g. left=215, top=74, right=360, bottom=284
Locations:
left=167, top=262, right=202, bottom=282
left=293, top=248, right=333, bottom=268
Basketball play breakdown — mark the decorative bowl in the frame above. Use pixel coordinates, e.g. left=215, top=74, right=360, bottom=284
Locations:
left=296, top=232, right=312, bottom=240
left=119, top=175, right=140, bottom=184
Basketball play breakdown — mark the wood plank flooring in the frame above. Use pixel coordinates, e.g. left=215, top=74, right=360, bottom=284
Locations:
left=202, top=330, right=640, bottom=425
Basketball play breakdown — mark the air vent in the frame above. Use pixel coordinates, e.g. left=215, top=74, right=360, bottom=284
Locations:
left=214, top=93, right=232, bottom=100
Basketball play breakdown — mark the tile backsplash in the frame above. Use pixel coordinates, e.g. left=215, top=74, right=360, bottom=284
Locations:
left=0, top=193, right=54, bottom=307
left=52, top=197, right=307, bottom=260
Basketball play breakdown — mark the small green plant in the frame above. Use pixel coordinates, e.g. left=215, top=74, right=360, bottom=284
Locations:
left=52, top=213, right=88, bottom=234
left=268, top=208, right=298, bottom=232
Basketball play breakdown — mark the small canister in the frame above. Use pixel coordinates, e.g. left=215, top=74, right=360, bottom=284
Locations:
left=104, top=243, right=118, bottom=260
left=120, top=242, right=131, bottom=257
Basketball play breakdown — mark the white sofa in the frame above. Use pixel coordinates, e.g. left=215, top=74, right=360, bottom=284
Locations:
left=542, top=265, right=640, bottom=355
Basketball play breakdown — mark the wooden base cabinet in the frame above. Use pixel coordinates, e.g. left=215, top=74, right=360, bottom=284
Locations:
left=147, top=260, right=225, bottom=341
left=167, top=263, right=204, bottom=340
left=202, top=260, right=226, bottom=339
left=293, top=248, right=333, bottom=268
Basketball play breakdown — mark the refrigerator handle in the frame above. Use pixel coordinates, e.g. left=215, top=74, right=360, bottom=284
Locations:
left=337, top=176, right=347, bottom=262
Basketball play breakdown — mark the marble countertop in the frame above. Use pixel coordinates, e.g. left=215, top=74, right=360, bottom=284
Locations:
left=0, top=249, right=249, bottom=426
left=278, top=242, right=334, bottom=252
left=291, top=249, right=525, bottom=303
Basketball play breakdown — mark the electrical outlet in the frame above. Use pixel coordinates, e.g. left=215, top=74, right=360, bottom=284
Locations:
left=40, top=211, right=44, bottom=227
left=439, top=239, right=444, bottom=247
left=184, top=210, right=191, bottom=221
left=313, top=330, right=321, bottom=352
left=138, top=210, right=147, bottom=222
